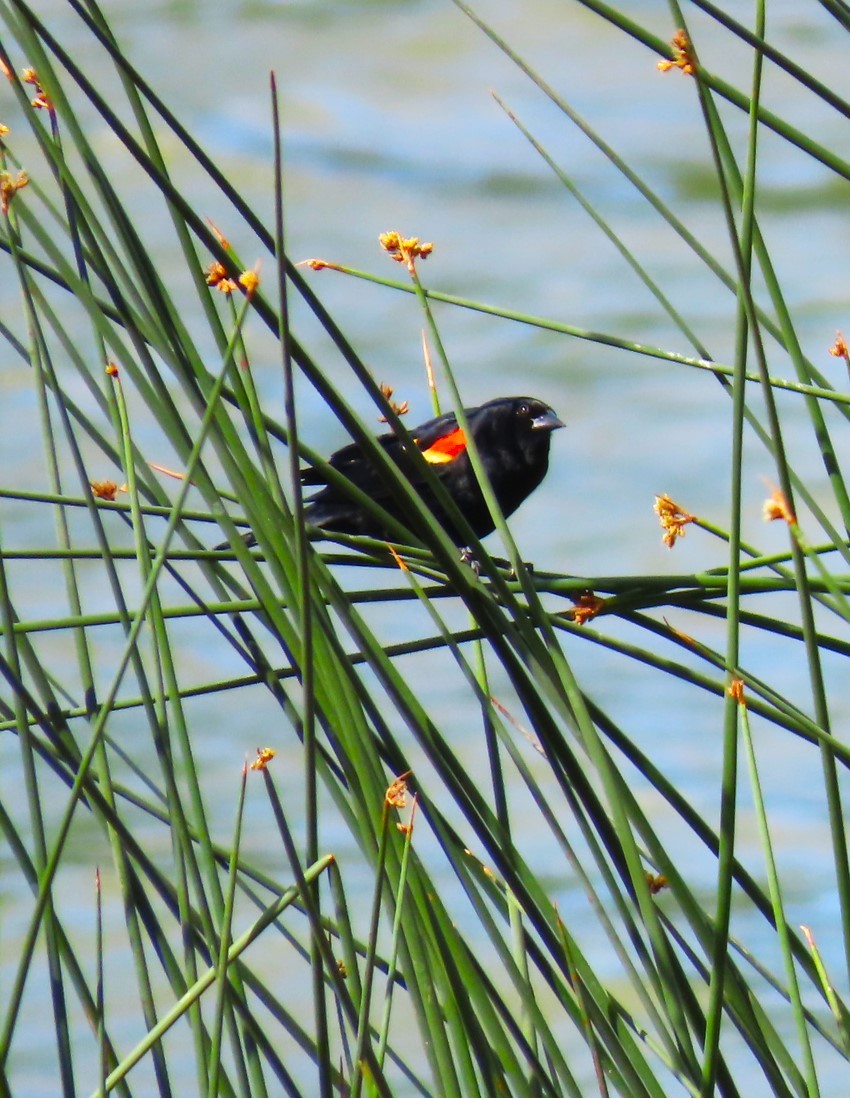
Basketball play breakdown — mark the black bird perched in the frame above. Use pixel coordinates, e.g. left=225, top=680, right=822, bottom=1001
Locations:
left=230, top=396, right=564, bottom=548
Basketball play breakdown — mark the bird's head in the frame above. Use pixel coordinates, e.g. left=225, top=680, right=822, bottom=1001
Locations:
left=472, top=396, right=565, bottom=464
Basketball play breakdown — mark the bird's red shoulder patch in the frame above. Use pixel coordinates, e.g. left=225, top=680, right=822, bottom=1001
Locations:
left=418, top=427, right=467, bottom=464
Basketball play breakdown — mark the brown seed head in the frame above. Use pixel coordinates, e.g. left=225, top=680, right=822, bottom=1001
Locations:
left=385, top=771, right=410, bottom=809
left=378, top=383, right=410, bottom=421
left=658, top=29, right=696, bottom=75
left=205, top=260, right=226, bottom=284
left=727, top=679, right=746, bottom=702
left=829, top=331, right=849, bottom=360
left=654, top=493, right=696, bottom=548
left=250, top=747, right=276, bottom=771
left=0, top=169, right=28, bottom=215
left=379, top=231, right=434, bottom=273
left=569, top=591, right=604, bottom=625
left=21, top=68, right=53, bottom=111
left=205, top=260, right=235, bottom=291
left=239, top=269, right=260, bottom=296
left=90, top=480, right=120, bottom=501
left=762, top=487, right=795, bottom=525
left=298, top=257, right=342, bottom=272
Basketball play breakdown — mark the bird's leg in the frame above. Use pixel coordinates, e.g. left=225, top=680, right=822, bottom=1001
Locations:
left=459, top=549, right=531, bottom=584
left=489, top=555, right=535, bottom=578
left=459, top=546, right=482, bottom=576
left=214, top=529, right=258, bottom=552
left=458, top=548, right=534, bottom=579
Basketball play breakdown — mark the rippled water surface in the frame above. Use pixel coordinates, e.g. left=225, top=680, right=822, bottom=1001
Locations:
left=4, top=1, right=850, bottom=1093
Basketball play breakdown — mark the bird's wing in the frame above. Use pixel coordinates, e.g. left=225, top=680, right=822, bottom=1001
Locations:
left=300, top=410, right=471, bottom=494
left=410, top=411, right=468, bottom=468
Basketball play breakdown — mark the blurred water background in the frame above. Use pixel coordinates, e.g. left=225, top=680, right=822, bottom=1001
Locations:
left=3, top=0, right=850, bottom=1093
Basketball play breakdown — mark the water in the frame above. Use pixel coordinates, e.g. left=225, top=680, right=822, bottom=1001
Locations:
left=3, top=0, right=850, bottom=1093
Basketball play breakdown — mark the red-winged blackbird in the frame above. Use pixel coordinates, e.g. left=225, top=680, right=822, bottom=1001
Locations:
left=235, top=396, right=564, bottom=547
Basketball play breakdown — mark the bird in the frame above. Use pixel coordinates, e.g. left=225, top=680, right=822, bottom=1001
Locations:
left=227, top=396, right=564, bottom=548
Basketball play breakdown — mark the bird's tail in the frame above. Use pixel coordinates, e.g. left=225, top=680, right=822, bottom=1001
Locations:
left=213, top=529, right=257, bottom=552
left=214, top=501, right=330, bottom=551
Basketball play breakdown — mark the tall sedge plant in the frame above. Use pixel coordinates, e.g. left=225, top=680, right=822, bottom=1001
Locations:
left=1, top=1, right=850, bottom=1096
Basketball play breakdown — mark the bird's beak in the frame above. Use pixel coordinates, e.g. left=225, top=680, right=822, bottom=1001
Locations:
left=531, top=409, right=566, bottom=432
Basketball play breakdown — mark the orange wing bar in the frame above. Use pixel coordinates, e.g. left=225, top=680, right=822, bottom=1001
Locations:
left=419, top=427, right=467, bottom=464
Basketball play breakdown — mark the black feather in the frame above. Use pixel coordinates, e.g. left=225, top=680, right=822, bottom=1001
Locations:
left=222, top=396, right=564, bottom=549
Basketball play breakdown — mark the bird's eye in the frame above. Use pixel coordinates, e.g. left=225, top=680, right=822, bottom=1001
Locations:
left=517, top=401, right=530, bottom=417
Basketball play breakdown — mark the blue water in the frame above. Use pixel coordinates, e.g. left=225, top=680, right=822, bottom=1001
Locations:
left=3, top=0, right=850, bottom=1093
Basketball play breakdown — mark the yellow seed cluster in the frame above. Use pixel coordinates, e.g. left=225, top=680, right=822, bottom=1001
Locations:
left=657, top=29, right=696, bottom=76
left=653, top=493, right=695, bottom=548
